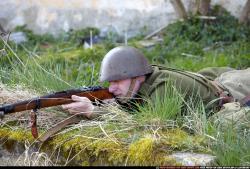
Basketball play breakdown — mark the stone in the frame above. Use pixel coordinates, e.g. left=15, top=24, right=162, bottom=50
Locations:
left=171, top=152, right=216, bottom=166
left=8, top=32, right=27, bottom=44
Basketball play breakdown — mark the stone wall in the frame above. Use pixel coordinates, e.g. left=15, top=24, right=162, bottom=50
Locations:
left=0, top=0, right=247, bottom=37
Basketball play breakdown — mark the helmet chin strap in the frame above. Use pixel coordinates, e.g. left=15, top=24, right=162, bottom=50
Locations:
left=118, top=78, right=137, bottom=103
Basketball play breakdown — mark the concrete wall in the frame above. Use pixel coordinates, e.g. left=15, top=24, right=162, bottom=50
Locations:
left=0, top=0, right=247, bottom=38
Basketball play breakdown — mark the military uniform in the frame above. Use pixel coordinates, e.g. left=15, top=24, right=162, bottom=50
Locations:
left=136, top=65, right=238, bottom=113
left=197, top=67, right=236, bottom=81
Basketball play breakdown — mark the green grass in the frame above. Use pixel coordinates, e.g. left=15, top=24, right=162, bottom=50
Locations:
left=134, top=82, right=183, bottom=124
left=211, top=126, right=250, bottom=166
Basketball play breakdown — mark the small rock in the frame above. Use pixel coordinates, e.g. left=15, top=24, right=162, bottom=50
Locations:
left=171, top=152, right=216, bottom=166
left=8, top=32, right=27, bottom=44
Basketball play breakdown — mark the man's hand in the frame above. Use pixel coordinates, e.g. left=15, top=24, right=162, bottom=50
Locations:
left=62, top=95, right=94, bottom=118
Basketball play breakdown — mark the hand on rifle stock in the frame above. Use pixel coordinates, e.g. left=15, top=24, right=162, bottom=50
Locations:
left=61, top=95, right=95, bottom=118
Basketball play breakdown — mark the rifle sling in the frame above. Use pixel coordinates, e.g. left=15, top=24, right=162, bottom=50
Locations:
left=30, top=110, right=38, bottom=139
left=38, top=113, right=86, bottom=142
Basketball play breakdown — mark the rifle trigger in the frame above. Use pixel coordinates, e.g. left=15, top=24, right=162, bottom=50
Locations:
left=30, top=109, right=38, bottom=139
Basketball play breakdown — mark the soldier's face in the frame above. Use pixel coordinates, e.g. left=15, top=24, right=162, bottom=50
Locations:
left=108, top=78, right=132, bottom=98
left=108, top=76, right=146, bottom=99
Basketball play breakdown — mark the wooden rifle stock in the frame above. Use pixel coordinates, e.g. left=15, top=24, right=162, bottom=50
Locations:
left=0, top=86, right=114, bottom=115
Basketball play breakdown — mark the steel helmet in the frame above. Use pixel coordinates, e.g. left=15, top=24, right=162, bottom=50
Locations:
left=99, top=46, right=153, bottom=82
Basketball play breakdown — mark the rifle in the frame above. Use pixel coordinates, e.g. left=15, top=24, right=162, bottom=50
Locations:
left=0, top=86, right=114, bottom=141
